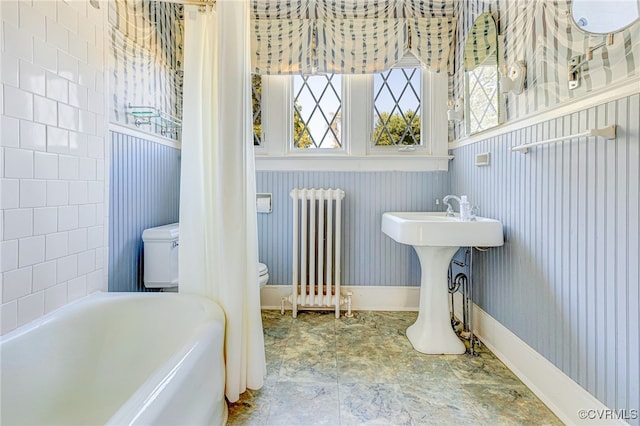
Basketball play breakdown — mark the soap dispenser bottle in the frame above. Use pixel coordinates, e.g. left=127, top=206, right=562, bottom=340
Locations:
left=460, top=195, right=471, bottom=221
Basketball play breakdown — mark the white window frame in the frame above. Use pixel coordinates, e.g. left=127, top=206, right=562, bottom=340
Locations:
left=289, top=74, right=347, bottom=154
left=368, top=66, right=426, bottom=155
left=255, top=70, right=451, bottom=172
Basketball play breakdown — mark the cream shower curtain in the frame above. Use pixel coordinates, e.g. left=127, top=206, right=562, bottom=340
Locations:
left=179, top=0, right=266, bottom=402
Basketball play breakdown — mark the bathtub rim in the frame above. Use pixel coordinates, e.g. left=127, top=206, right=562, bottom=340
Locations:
left=0, top=291, right=229, bottom=426
left=105, top=298, right=228, bottom=425
left=0, top=291, right=222, bottom=342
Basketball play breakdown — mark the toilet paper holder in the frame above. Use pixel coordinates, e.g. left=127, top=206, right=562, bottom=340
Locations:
left=256, top=193, right=272, bottom=213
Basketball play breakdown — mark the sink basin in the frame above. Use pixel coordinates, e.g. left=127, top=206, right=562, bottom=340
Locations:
left=381, top=211, right=504, bottom=355
left=381, top=212, right=504, bottom=247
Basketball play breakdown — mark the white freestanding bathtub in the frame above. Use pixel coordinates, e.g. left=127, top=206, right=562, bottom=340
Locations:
left=0, top=292, right=227, bottom=426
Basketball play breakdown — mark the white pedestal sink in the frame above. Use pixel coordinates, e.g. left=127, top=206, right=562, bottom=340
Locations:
left=381, top=212, right=504, bottom=354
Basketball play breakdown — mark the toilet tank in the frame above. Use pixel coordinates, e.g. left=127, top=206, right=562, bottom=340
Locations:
left=142, top=223, right=179, bottom=288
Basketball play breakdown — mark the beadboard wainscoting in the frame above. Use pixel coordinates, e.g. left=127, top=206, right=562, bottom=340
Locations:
left=256, top=171, right=450, bottom=287
left=450, top=93, right=640, bottom=421
left=108, top=131, right=180, bottom=292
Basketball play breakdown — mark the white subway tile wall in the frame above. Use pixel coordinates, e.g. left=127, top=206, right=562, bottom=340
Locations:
left=18, top=236, right=45, bottom=267
left=45, top=232, right=67, bottom=261
left=34, top=152, right=58, bottom=179
left=4, top=148, right=34, bottom=178
left=1, top=0, right=107, bottom=334
left=32, top=260, right=56, bottom=292
left=4, top=209, right=33, bottom=240
left=17, top=291, right=44, bottom=326
left=44, top=283, right=66, bottom=313
left=4, top=85, right=34, bottom=120
left=0, top=240, right=18, bottom=273
left=1, top=301, right=18, bottom=334
left=19, top=180, right=46, bottom=208
left=1, top=179, right=19, bottom=208
left=2, top=116, right=20, bottom=146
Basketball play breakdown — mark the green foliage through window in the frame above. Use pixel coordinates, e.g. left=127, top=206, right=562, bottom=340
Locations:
left=293, top=74, right=342, bottom=149
left=252, top=74, right=262, bottom=146
left=373, top=68, right=421, bottom=146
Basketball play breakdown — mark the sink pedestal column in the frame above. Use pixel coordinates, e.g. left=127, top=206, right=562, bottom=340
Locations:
left=406, top=246, right=466, bottom=355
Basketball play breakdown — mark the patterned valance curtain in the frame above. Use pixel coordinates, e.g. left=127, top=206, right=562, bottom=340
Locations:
left=252, top=19, right=315, bottom=74
left=409, top=17, right=457, bottom=74
left=250, top=0, right=457, bottom=75
left=462, top=12, right=498, bottom=70
left=316, top=18, right=406, bottom=74
left=316, top=0, right=398, bottom=19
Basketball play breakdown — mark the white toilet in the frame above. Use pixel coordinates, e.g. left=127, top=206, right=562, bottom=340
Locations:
left=142, top=223, right=269, bottom=291
left=258, top=262, right=269, bottom=289
left=142, top=223, right=180, bottom=291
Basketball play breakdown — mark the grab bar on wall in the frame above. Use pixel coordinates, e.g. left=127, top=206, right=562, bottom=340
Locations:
left=510, top=125, right=616, bottom=154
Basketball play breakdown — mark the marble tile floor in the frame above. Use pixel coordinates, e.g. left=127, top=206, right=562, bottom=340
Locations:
left=227, top=310, right=562, bottom=426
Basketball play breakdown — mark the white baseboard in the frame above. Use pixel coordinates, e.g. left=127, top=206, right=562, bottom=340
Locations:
left=260, top=285, right=420, bottom=311
left=452, top=293, right=623, bottom=426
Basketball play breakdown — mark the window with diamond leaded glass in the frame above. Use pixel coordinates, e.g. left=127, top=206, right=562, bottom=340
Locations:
left=292, top=74, right=342, bottom=149
left=373, top=68, right=421, bottom=146
left=252, top=74, right=262, bottom=146
left=465, top=65, right=499, bottom=135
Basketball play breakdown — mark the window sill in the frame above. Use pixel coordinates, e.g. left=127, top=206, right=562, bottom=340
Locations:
left=255, top=154, right=453, bottom=172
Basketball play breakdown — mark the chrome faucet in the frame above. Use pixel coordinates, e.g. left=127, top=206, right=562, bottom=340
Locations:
left=442, top=195, right=461, bottom=217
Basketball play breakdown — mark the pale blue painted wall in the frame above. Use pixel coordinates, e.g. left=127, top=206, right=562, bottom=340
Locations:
left=450, top=94, right=640, bottom=420
left=256, top=171, right=450, bottom=286
left=108, top=132, right=181, bottom=292
left=107, top=101, right=639, bottom=423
